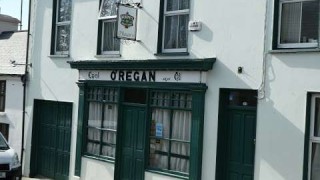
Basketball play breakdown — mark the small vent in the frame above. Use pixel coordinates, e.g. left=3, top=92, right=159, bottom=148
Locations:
left=0, top=164, right=9, bottom=171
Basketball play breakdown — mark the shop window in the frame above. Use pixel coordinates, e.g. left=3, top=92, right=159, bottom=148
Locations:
left=97, top=0, right=120, bottom=55
left=158, top=0, right=189, bottom=53
left=276, top=0, right=319, bottom=49
left=149, top=91, right=192, bottom=176
left=85, top=87, right=118, bottom=161
left=0, top=81, right=5, bottom=112
left=0, top=123, right=9, bottom=141
left=51, top=0, right=72, bottom=55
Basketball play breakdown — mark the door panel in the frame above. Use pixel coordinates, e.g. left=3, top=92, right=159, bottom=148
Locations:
left=119, top=106, right=146, bottom=180
left=227, top=109, right=256, bottom=180
left=32, top=100, right=72, bottom=180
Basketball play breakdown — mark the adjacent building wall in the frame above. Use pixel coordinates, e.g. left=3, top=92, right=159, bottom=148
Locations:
left=0, top=77, right=23, bottom=158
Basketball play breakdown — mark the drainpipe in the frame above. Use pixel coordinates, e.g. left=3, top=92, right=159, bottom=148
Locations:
left=20, top=0, right=32, bottom=176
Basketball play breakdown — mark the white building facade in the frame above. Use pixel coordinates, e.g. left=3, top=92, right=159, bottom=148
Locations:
left=24, top=0, right=319, bottom=180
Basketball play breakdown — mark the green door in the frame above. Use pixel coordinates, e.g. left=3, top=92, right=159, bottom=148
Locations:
left=31, top=100, right=72, bottom=180
left=119, top=105, right=146, bottom=180
left=226, top=108, right=256, bottom=180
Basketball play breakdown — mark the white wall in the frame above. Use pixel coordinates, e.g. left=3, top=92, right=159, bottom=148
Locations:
left=26, top=0, right=277, bottom=179
left=0, top=76, right=23, bottom=159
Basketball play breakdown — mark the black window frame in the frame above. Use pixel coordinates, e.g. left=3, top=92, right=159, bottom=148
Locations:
left=0, top=81, right=6, bottom=112
left=97, top=0, right=121, bottom=55
left=273, top=0, right=320, bottom=49
left=51, top=0, right=72, bottom=55
left=157, top=0, right=190, bottom=55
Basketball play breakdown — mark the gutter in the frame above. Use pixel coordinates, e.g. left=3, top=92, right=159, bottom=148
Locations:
left=20, top=0, right=32, bottom=177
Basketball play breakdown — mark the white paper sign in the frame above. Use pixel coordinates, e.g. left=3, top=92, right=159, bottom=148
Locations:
left=117, top=4, right=138, bottom=40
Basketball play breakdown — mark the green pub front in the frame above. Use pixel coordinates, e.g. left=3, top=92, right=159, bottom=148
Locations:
left=70, top=58, right=215, bottom=180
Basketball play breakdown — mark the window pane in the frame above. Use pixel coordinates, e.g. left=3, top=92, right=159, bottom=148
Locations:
left=87, top=128, right=101, bottom=141
left=311, top=143, right=320, bottom=180
left=178, top=15, right=188, bottom=48
left=314, top=98, right=320, bottom=137
left=171, top=142, right=190, bottom=156
left=164, top=16, right=178, bottom=49
left=58, top=0, right=72, bottom=22
left=103, top=104, right=118, bottom=129
left=102, top=145, right=115, bottom=157
left=0, top=96, right=4, bottom=112
left=88, top=102, right=103, bottom=127
left=301, top=1, right=319, bottom=43
left=164, top=15, right=188, bottom=49
left=167, top=0, right=189, bottom=11
left=172, top=110, right=191, bottom=141
left=280, top=2, right=301, bottom=44
left=87, top=142, right=100, bottom=155
left=102, top=131, right=116, bottom=144
left=170, top=157, right=189, bottom=173
left=102, top=21, right=120, bottom=52
left=149, top=154, right=168, bottom=170
left=100, top=0, right=118, bottom=18
left=151, top=109, right=170, bottom=138
left=151, top=92, right=170, bottom=107
left=56, top=25, right=70, bottom=52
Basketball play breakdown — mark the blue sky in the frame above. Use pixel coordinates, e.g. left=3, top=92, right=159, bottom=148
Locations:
left=0, top=0, right=29, bottom=30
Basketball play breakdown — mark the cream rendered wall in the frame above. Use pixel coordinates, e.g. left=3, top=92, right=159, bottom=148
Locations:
left=26, top=0, right=269, bottom=179
left=0, top=77, right=23, bottom=159
left=253, top=1, right=319, bottom=179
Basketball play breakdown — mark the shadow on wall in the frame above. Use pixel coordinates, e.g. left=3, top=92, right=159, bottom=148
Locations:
left=253, top=54, right=318, bottom=180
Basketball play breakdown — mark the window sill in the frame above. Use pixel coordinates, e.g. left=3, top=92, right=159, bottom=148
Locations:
left=269, top=48, right=320, bottom=54
left=95, top=54, right=121, bottom=58
left=48, top=54, right=70, bottom=58
left=145, top=169, right=188, bottom=180
left=83, top=154, right=115, bottom=164
left=154, top=52, right=189, bottom=56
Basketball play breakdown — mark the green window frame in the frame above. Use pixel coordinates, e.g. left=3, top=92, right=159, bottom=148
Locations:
left=148, top=90, right=192, bottom=177
left=84, top=87, right=119, bottom=161
left=0, top=81, right=6, bottom=112
left=51, top=0, right=72, bottom=55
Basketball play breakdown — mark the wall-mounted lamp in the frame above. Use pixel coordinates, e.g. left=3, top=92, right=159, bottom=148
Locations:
left=10, top=60, right=32, bottom=67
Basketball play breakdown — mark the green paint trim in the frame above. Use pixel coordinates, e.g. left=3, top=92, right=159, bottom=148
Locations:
left=146, top=169, right=189, bottom=180
left=154, top=52, right=190, bottom=56
left=189, top=90, right=205, bottom=180
left=68, top=58, right=216, bottom=71
left=83, top=81, right=208, bottom=91
left=74, top=82, right=86, bottom=176
left=303, top=93, right=312, bottom=180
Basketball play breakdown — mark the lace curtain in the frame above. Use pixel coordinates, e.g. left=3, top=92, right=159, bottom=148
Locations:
left=149, top=91, right=192, bottom=174
left=164, top=0, right=189, bottom=49
left=87, top=102, right=118, bottom=158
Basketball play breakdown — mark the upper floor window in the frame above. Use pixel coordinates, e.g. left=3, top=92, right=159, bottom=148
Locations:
left=277, top=0, right=319, bottom=49
left=0, top=81, right=5, bottom=112
left=52, top=0, right=72, bottom=55
left=98, top=0, right=120, bottom=55
left=160, top=0, right=189, bottom=53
